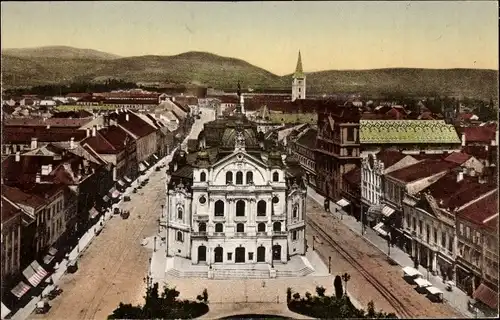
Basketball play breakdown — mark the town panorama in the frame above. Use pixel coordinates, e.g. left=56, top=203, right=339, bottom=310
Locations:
left=1, top=2, right=498, bottom=320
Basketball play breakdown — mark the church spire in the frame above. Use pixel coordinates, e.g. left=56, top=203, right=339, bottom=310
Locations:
left=293, top=50, right=304, bottom=78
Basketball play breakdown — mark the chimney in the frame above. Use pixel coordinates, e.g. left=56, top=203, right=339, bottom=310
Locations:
left=457, top=171, right=464, bottom=182
left=31, top=137, right=38, bottom=150
left=15, top=151, right=20, bottom=162
left=70, top=137, right=75, bottom=149
left=36, top=172, right=41, bottom=183
left=125, top=113, right=129, bottom=121
left=461, top=133, right=466, bottom=147
left=92, top=126, right=97, bottom=137
left=86, top=128, right=90, bottom=137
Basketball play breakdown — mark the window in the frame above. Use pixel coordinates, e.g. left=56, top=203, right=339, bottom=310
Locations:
left=200, top=172, right=206, bottom=182
left=448, top=235, right=453, bottom=253
left=418, top=220, right=423, bottom=235
left=236, top=200, right=245, bottom=217
left=215, top=223, right=223, bottom=233
left=199, top=196, right=207, bottom=204
left=226, top=171, right=233, bottom=184
left=257, top=223, right=266, bottom=232
left=433, top=229, right=437, bottom=244
left=236, top=223, right=245, bottom=233
left=177, top=207, right=183, bottom=219
left=347, top=128, right=354, bottom=142
left=257, top=200, right=266, bottom=216
left=176, top=231, right=183, bottom=242
left=426, top=225, right=430, bottom=243
left=272, top=172, right=279, bottom=182
left=459, top=223, right=464, bottom=236
left=293, top=205, right=298, bottom=218
left=405, top=213, right=410, bottom=229
left=214, top=200, right=224, bottom=216
left=236, top=171, right=243, bottom=185
left=246, top=171, right=253, bottom=184
left=412, top=217, right=416, bottom=231
left=442, top=232, right=446, bottom=248
left=292, top=230, right=298, bottom=241
left=466, top=226, right=470, bottom=239
left=273, top=222, right=281, bottom=232
left=199, top=222, right=206, bottom=232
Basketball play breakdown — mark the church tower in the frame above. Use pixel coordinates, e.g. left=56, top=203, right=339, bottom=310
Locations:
left=291, top=51, right=306, bottom=101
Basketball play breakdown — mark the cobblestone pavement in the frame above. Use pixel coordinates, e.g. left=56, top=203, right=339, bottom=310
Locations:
left=306, top=196, right=463, bottom=318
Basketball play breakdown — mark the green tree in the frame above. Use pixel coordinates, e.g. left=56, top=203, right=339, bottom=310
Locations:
left=334, top=275, right=343, bottom=298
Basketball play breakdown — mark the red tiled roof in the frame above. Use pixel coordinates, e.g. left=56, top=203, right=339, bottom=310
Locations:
left=444, top=152, right=472, bottom=164
left=460, top=125, right=497, bottom=143
left=1, top=197, right=22, bottom=222
left=473, top=283, right=498, bottom=309
left=457, top=191, right=498, bottom=231
left=343, top=167, right=361, bottom=187
left=52, top=110, right=93, bottom=118
left=4, top=118, right=90, bottom=128
left=426, top=172, right=497, bottom=209
left=110, top=111, right=156, bottom=138
left=81, top=125, right=135, bottom=154
left=387, top=159, right=458, bottom=183
left=462, top=145, right=490, bottom=160
left=3, top=126, right=88, bottom=144
left=375, top=149, right=407, bottom=168
left=2, top=185, right=47, bottom=209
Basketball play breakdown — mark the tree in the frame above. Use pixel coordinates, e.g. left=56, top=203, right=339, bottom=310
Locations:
left=286, top=287, right=293, bottom=303
left=334, top=275, right=343, bottom=298
left=108, top=303, right=143, bottom=319
left=315, top=285, right=326, bottom=297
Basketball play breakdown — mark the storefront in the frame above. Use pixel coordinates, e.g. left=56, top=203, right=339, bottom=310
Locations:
left=437, top=253, right=455, bottom=281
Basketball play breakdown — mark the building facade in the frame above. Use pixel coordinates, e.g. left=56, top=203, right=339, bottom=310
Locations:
left=291, top=51, right=306, bottom=102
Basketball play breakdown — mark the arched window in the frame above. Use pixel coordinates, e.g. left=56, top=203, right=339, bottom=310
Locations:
left=257, top=223, right=266, bottom=232
left=236, top=223, right=245, bottom=233
left=199, top=222, right=207, bottom=232
left=236, top=171, right=243, bottom=185
left=236, top=200, right=245, bottom=217
left=246, top=171, right=253, bottom=184
left=293, top=205, right=298, bottom=218
left=215, top=223, right=224, bottom=233
left=273, top=172, right=279, bottom=182
left=214, top=200, right=224, bottom=216
left=200, top=172, right=206, bottom=182
left=176, top=231, right=183, bottom=242
left=226, top=171, right=233, bottom=184
left=273, top=221, right=281, bottom=232
left=257, top=200, right=267, bottom=216
left=177, top=207, right=183, bottom=219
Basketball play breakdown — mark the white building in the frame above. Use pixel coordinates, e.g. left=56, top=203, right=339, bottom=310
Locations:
left=163, top=99, right=308, bottom=277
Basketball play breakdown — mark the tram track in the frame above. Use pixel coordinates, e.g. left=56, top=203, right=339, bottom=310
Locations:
left=308, top=219, right=415, bottom=319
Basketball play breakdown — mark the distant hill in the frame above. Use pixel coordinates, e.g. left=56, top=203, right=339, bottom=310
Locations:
left=2, top=46, right=121, bottom=60
left=1, top=46, right=497, bottom=99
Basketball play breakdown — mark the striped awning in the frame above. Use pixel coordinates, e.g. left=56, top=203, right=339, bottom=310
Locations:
left=373, top=222, right=389, bottom=237
left=1, top=302, right=11, bottom=319
left=11, top=281, right=31, bottom=298
left=336, top=198, right=350, bottom=207
left=22, top=261, right=48, bottom=287
left=382, top=206, right=395, bottom=217
left=473, top=283, right=498, bottom=309
left=111, top=190, right=121, bottom=198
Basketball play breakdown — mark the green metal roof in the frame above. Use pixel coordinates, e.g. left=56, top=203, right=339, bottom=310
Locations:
left=360, top=120, right=461, bottom=144
left=293, top=51, right=305, bottom=78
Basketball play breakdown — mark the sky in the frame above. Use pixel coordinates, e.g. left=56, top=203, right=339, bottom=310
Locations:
left=1, top=1, right=498, bottom=75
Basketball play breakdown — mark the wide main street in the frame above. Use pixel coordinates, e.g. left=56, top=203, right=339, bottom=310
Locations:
left=27, top=108, right=214, bottom=320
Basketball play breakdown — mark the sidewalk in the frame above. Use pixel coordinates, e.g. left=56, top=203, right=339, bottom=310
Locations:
left=307, top=187, right=475, bottom=318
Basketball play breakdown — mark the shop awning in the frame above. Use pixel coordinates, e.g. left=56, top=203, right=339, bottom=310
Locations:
left=139, top=163, right=146, bottom=172
left=373, top=222, right=389, bottom=237
left=1, top=302, right=11, bottom=319
left=124, top=176, right=132, bottom=183
left=117, top=180, right=125, bottom=187
left=43, top=254, right=55, bottom=265
left=473, top=283, right=498, bottom=309
left=426, top=286, right=443, bottom=296
left=48, top=247, right=58, bottom=256
left=23, top=261, right=48, bottom=287
left=103, top=195, right=110, bottom=202
left=111, top=190, right=121, bottom=199
left=414, top=277, right=432, bottom=288
left=89, top=207, right=99, bottom=219
left=336, top=198, right=350, bottom=207
left=153, top=154, right=159, bottom=160
left=402, top=266, right=423, bottom=278
left=11, top=281, right=30, bottom=298
left=144, top=160, right=151, bottom=167
left=382, top=206, right=395, bottom=217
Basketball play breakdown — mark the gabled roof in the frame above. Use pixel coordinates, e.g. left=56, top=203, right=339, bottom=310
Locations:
left=4, top=118, right=90, bottom=128
left=386, top=159, right=458, bottom=183
left=110, top=111, right=156, bottom=138
left=81, top=125, right=133, bottom=154
left=1, top=196, right=22, bottom=223
left=460, top=125, right=497, bottom=143
left=444, top=152, right=472, bottom=165
left=360, top=120, right=461, bottom=144
left=457, top=191, right=498, bottom=231
left=2, top=185, right=47, bottom=209
left=296, top=128, right=317, bottom=149
left=375, top=149, right=408, bottom=168
left=3, top=126, right=88, bottom=144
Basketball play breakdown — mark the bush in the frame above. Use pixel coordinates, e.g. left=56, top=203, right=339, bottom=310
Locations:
left=286, top=288, right=397, bottom=319
left=108, top=283, right=209, bottom=319
left=286, top=287, right=293, bottom=303
left=315, top=286, right=326, bottom=297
